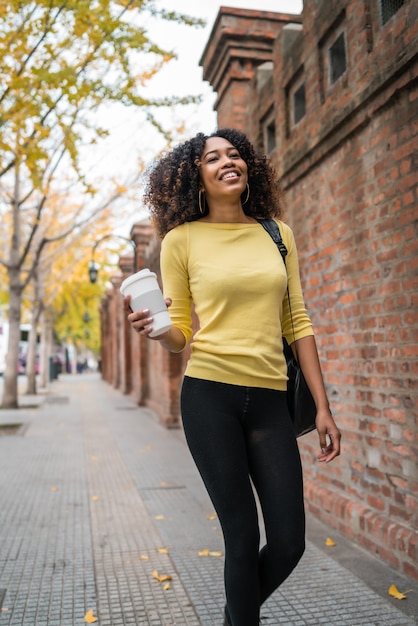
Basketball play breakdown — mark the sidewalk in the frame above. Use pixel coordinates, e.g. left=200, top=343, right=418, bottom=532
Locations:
left=0, top=373, right=416, bottom=626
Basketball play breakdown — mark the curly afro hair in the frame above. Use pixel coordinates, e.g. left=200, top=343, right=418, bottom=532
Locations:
left=143, top=128, right=283, bottom=238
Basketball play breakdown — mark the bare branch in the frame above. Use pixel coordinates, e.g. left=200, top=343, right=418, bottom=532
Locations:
left=21, top=186, right=124, bottom=290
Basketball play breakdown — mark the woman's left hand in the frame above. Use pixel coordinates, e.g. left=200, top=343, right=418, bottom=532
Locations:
left=315, top=409, right=341, bottom=463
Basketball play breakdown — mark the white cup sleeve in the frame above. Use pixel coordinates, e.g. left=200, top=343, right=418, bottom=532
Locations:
left=130, top=289, right=167, bottom=314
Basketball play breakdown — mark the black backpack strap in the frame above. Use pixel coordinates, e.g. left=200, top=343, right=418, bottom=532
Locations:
left=258, top=218, right=296, bottom=344
left=257, top=219, right=288, bottom=264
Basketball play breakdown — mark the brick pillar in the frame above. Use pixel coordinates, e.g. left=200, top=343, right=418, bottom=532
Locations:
left=200, top=8, right=301, bottom=132
left=131, top=222, right=154, bottom=271
left=100, top=291, right=113, bottom=384
left=110, top=275, right=122, bottom=390
left=118, top=255, right=134, bottom=394
left=129, top=222, right=154, bottom=405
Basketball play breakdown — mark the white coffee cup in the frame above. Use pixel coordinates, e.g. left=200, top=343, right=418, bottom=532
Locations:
left=120, top=269, right=172, bottom=338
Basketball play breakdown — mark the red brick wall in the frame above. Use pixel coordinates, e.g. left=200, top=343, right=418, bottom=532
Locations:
left=285, top=82, right=417, bottom=579
left=199, top=0, right=418, bottom=579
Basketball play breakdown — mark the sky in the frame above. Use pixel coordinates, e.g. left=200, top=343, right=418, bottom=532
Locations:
left=84, top=1, right=303, bottom=181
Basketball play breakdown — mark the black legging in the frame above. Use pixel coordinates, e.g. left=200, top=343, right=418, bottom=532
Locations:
left=181, top=377, right=305, bottom=626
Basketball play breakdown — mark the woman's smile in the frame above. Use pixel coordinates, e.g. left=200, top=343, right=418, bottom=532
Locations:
left=220, top=170, right=241, bottom=181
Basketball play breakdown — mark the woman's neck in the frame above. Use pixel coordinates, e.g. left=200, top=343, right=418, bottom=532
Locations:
left=199, top=202, right=255, bottom=224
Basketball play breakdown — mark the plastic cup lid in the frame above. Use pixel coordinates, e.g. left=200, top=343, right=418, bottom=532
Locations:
left=120, top=269, right=156, bottom=293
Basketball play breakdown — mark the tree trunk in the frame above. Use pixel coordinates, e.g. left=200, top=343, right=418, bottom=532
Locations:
left=2, top=269, right=22, bottom=408
left=25, top=268, right=43, bottom=395
left=25, top=306, right=41, bottom=395
left=40, top=311, right=55, bottom=387
left=39, top=311, right=49, bottom=389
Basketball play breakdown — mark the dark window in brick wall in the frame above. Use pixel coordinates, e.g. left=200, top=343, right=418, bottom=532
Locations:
left=293, top=84, right=306, bottom=124
left=329, top=33, right=347, bottom=84
left=266, top=120, right=276, bottom=154
left=379, top=0, right=406, bottom=25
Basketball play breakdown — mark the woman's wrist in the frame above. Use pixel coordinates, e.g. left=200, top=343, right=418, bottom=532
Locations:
left=158, top=327, right=186, bottom=353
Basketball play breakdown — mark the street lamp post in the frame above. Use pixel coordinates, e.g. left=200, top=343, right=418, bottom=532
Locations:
left=88, top=235, right=137, bottom=284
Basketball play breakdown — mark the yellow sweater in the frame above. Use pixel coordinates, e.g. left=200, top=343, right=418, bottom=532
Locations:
left=160, top=219, right=314, bottom=391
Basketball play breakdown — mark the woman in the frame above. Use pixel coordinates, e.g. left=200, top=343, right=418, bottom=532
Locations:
left=125, top=128, right=341, bottom=626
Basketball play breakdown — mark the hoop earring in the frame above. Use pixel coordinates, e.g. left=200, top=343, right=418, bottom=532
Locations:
left=242, top=183, right=250, bottom=205
left=199, top=189, right=206, bottom=214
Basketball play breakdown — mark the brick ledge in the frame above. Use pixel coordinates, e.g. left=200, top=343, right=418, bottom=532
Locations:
left=304, top=479, right=418, bottom=581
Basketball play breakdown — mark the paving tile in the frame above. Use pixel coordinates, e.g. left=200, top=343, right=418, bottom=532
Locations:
left=0, top=374, right=416, bottom=626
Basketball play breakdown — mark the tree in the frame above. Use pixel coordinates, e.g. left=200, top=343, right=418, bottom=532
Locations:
left=23, top=204, right=115, bottom=393
left=0, top=1, right=203, bottom=407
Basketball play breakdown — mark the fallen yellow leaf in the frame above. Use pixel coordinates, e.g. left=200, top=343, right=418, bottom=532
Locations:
left=84, top=609, right=98, bottom=623
left=139, top=554, right=149, bottom=560
left=325, top=537, right=336, bottom=546
left=388, top=584, right=407, bottom=600
left=155, top=515, right=165, bottom=520
left=90, top=456, right=98, bottom=462
left=92, top=496, right=99, bottom=501
left=163, top=583, right=171, bottom=591
left=50, top=486, right=59, bottom=492
left=160, top=481, right=168, bottom=487
left=157, top=548, right=169, bottom=554
left=207, top=513, right=217, bottom=520
left=152, top=570, right=172, bottom=583
left=198, top=548, right=223, bottom=557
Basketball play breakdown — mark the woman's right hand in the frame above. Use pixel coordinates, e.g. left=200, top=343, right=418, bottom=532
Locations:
left=123, top=296, right=185, bottom=352
left=123, top=295, right=172, bottom=340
